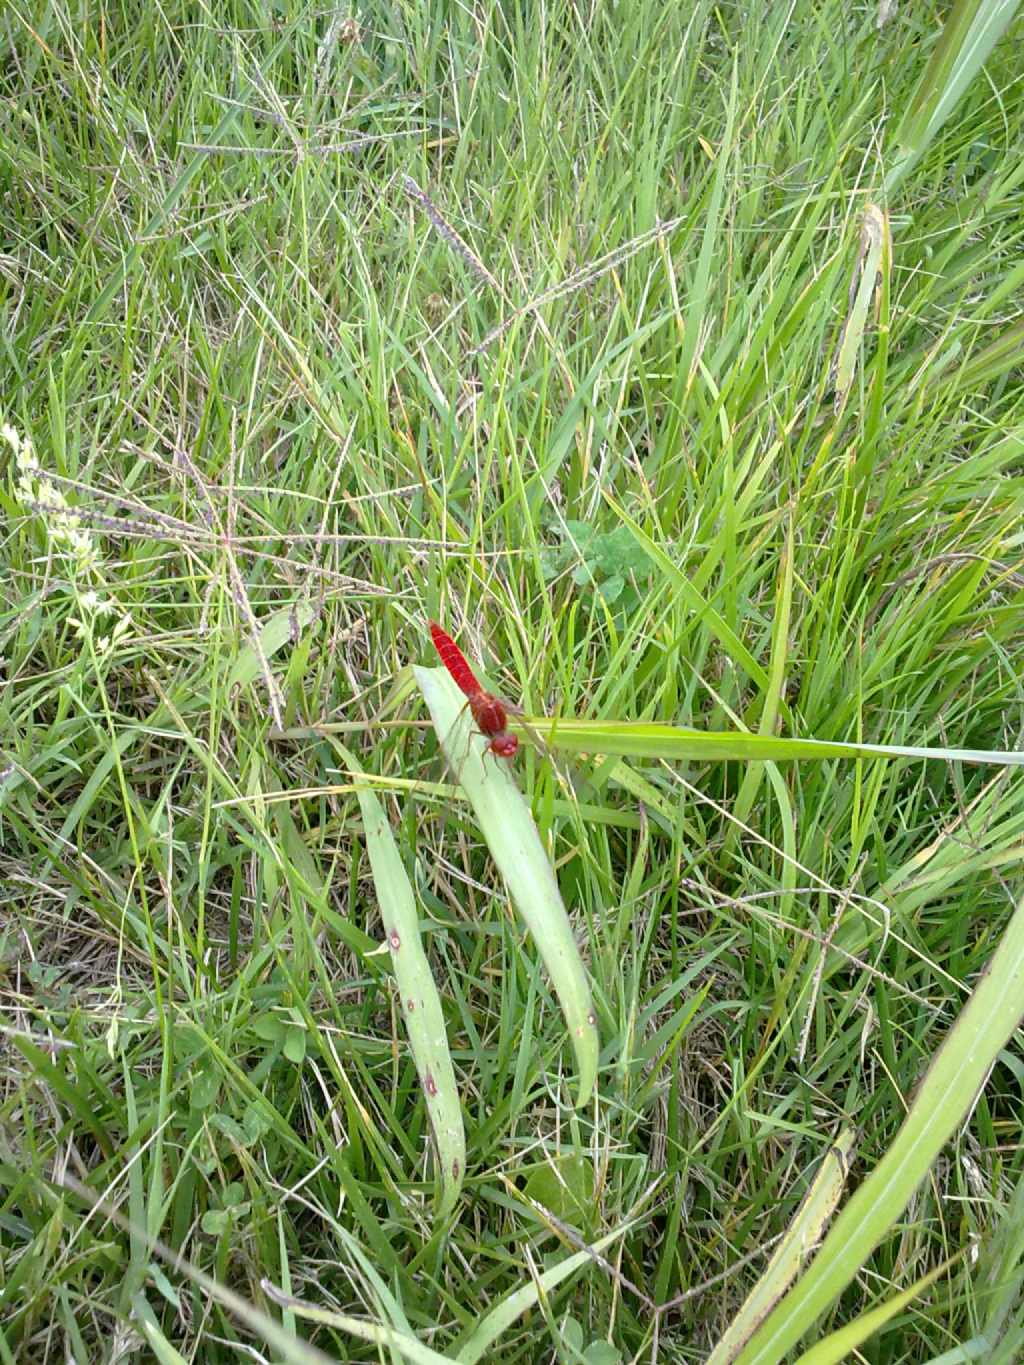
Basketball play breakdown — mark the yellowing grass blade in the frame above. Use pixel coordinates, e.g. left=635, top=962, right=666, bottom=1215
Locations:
left=416, top=665, right=599, bottom=1108
left=707, top=1131, right=856, bottom=1364
left=833, top=204, right=889, bottom=415
left=262, top=1282, right=454, bottom=1365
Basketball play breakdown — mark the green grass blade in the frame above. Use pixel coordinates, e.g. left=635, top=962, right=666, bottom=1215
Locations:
left=885, top=0, right=1021, bottom=195
left=455, top=1225, right=633, bottom=1364
left=131, top=1293, right=190, bottom=1365
left=61, top=1178, right=338, bottom=1365
left=602, top=493, right=772, bottom=695
left=522, top=719, right=1024, bottom=767
left=338, top=742, right=466, bottom=1219
left=736, top=892, right=1024, bottom=1362
left=726, top=518, right=795, bottom=852
left=792, top=1254, right=963, bottom=1364
left=676, top=58, right=739, bottom=394
left=227, top=600, right=320, bottom=691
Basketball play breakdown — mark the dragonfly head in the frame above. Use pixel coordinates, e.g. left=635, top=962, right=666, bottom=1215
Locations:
left=489, top=732, right=518, bottom=759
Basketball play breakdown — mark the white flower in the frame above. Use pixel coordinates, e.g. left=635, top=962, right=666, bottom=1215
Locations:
left=5, top=418, right=132, bottom=650
left=6, top=421, right=102, bottom=576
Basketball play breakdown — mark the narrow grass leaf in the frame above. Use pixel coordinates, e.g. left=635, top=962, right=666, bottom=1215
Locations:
left=792, top=1253, right=964, bottom=1363
left=262, top=1283, right=454, bottom=1365
left=727, top=520, right=794, bottom=851
left=60, top=1178, right=337, bottom=1365
left=227, top=600, right=320, bottom=691
left=885, top=0, right=1021, bottom=195
left=925, top=319, right=1024, bottom=396
left=677, top=59, right=739, bottom=393
left=131, top=1293, right=190, bottom=1365
left=522, top=719, right=1024, bottom=767
left=337, top=742, right=465, bottom=1218
left=10, top=1036, right=114, bottom=1158
left=78, top=103, right=242, bottom=335
left=601, top=493, right=771, bottom=694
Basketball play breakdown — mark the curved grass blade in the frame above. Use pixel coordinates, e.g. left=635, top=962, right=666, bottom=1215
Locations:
left=415, top=665, right=599, bottom=1108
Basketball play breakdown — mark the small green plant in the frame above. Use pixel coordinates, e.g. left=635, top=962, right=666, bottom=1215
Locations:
left=541, top=519, right=655, bottom=610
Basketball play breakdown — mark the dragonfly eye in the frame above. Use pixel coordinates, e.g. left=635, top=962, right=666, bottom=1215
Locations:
left=490, top=733, right=518, bottom=758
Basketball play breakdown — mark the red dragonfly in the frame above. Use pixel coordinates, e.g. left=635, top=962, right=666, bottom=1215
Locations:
left=429, top=621, right=518, bottom=759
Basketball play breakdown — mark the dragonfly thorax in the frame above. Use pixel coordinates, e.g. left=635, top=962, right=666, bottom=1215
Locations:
left=469, top=692, right=507, bottom=736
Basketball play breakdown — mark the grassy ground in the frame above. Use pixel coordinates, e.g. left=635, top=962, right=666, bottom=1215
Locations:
left=2, top=0, right=1024, bottom=1360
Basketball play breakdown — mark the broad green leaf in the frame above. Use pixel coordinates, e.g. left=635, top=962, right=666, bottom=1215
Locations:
left=416, top=666, right=599, bottom=1108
